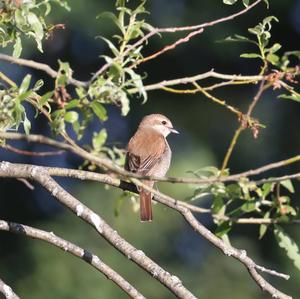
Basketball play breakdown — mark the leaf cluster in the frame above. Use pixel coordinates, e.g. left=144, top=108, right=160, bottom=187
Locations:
left=0, top=0, right=70, bottom=57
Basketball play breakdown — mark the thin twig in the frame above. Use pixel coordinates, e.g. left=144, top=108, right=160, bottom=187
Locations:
left=0, top=54, right=88, bottom=88
left=128, top=70, right=264, bottom=94
left=91, top=0, right=263, bottom=81
left=0, top=71, right=17, bottom=88
left=3, top=144, right=65, bottom=157
left=192, top=81, right=242, bottom=117
left=220, top=79, right=266, bottom=173
left=0, top=220, right=145, bottom=299
left=132, top=28, right=204, bottom=67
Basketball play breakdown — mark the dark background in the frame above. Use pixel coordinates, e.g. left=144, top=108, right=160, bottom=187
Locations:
left=1, top=1, right=300, bottom=298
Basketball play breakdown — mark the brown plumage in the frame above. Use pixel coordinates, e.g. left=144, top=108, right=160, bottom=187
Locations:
left=125, top=114, right=178, bottom=221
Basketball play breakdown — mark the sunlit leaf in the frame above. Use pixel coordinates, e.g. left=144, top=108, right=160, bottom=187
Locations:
left=223, top=0, right=238, bottom=5
left=92, top=129, right=107, bottom=152
left=13, top=35, right=22, bottom=58
left=215, top=221, right=232, bottom=237
left=259, top=211, right=270, bottom=239
left=274, top=225, right=300, bottom=270
left=23, top=114, right=31, bottom=135
left=27, top=12, right=44, bottom=52
left=65, top=99, right=80, bottom=110
left=19, top=75, right=31, bottom=95
left=280, top=180, right=295, bottom=193
left=242, top=0, right=249, bottom=7
left=240, top=53, right=262, bottom=59
left=64, top=111, right=79, bottom=123
left=33, top=79, right=44, bottom=91
left=90, top=101, right=108, bottom=121
left=278, top=93, right=300, bottom=103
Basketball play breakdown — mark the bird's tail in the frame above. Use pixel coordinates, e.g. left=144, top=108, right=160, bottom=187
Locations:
left=140, top=188, right=153, bottom=222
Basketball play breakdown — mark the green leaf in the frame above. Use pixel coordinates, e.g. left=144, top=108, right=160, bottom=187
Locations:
left=240, top=53, right=262, bottom=59
left=38, top=91, right=53, bottom=110
left=278, top=93, right=300, bottom=103
left=212, top=196, right=224, bottom=214
left=125, top=68, right=147, bottom=103
left=17, top=90, right=33, bottom=102
left=280, top=180, right=295, bottom=193
left=97, top=12, right=123, bottom=33
left=33, top=79, right=44, bottom=91
left=259, top=211, right=270, bottom=239
left=13, top=35, right=22, bottom=58
left=267, top=43, right=282, bottom=54
left=262, top=182, right=274, bottom=197
left=19, top=75, right=31, bottom=95
left=65, top=99, right=80, bottom=110
left=23, top=114, right=31, bottom=135
left=27, top=12, right=44, bottom=52
left=64, top=111, right=79, bottom=123
left=285, top=51, right=300, bottom=60
left=267, top=53, right=279, bottom=65
left=15, top=9, right=27, bottom=28
left=223, top=0, right=238, bottom=4
left=217, top=34, right=256, bottom=45
left=100, top=37, right=120, bottom=56
left=92, top=129, right=107, bottom=152
left=274, top=225, right=300, bottom=270
left=119, top=90, right=130, bottom=116
left=242, top=0, right=249, bottom=6
left=108, top=62, right=123, bottom=79
left=241, top=201, right=257, bottom=213
left=90, top=101, right=108, bottom=121
left=215, top=221, right=232, bottom=237
left=263, top=0, right=269, bottom=9
left=57, top=60, right=71, bottom=86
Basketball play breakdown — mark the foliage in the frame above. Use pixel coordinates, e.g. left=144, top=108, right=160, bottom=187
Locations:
left=0, top=0, right=70, bottom=57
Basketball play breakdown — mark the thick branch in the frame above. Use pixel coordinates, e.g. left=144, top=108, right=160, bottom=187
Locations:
left=0, top=220, right=145, bottom=299
left=0, top=162, right=197, bottom=299
left=0, top=162, right=291, bottom=299
left=1, top=132, right=300, bottom=186
left=0, top=278, right=20, bottom=299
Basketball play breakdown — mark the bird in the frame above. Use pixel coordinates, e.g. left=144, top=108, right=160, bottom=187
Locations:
left=125, top=114, right=179, bottom=221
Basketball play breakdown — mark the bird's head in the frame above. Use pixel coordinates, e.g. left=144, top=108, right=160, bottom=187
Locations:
left=139, top=114, right=179, bottom=137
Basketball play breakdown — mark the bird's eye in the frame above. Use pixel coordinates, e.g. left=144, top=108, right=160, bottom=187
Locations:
left=161, top=120, right=167, bottom=125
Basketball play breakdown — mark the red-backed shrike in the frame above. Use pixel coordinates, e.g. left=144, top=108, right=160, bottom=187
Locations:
left=125, top=114, right=179, bottom=221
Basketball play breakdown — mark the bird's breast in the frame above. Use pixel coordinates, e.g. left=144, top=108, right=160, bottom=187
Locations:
left=149, top=141, right=172, bottom=177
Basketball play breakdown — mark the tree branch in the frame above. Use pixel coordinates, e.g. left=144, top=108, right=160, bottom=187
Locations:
left=0, top=161, right=292, bottom=299
left=1, top=132, right=300, bottom=186
left=132, top=28, right=204, bottom=68
left=128, top=70, right=263, bottom=94
left=0, top=54, right=88, bottom=88
left=0, top=277, right=20, bottom=299
left=0, top=220, right=145, bottom=299
left=0, top=162, right=197, bottom=299
left=1, top=162, right=299, bottom=225
left=221, top=79, right=266, bottom=173
left=91, top=0, right=263, bottom=81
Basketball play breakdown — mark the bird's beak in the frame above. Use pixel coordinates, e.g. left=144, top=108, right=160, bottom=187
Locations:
left=169, top=127, right=179, bottom=134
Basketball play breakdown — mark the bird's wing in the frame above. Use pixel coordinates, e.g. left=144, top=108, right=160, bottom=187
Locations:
left=125, top=128, right=166, bottom=175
